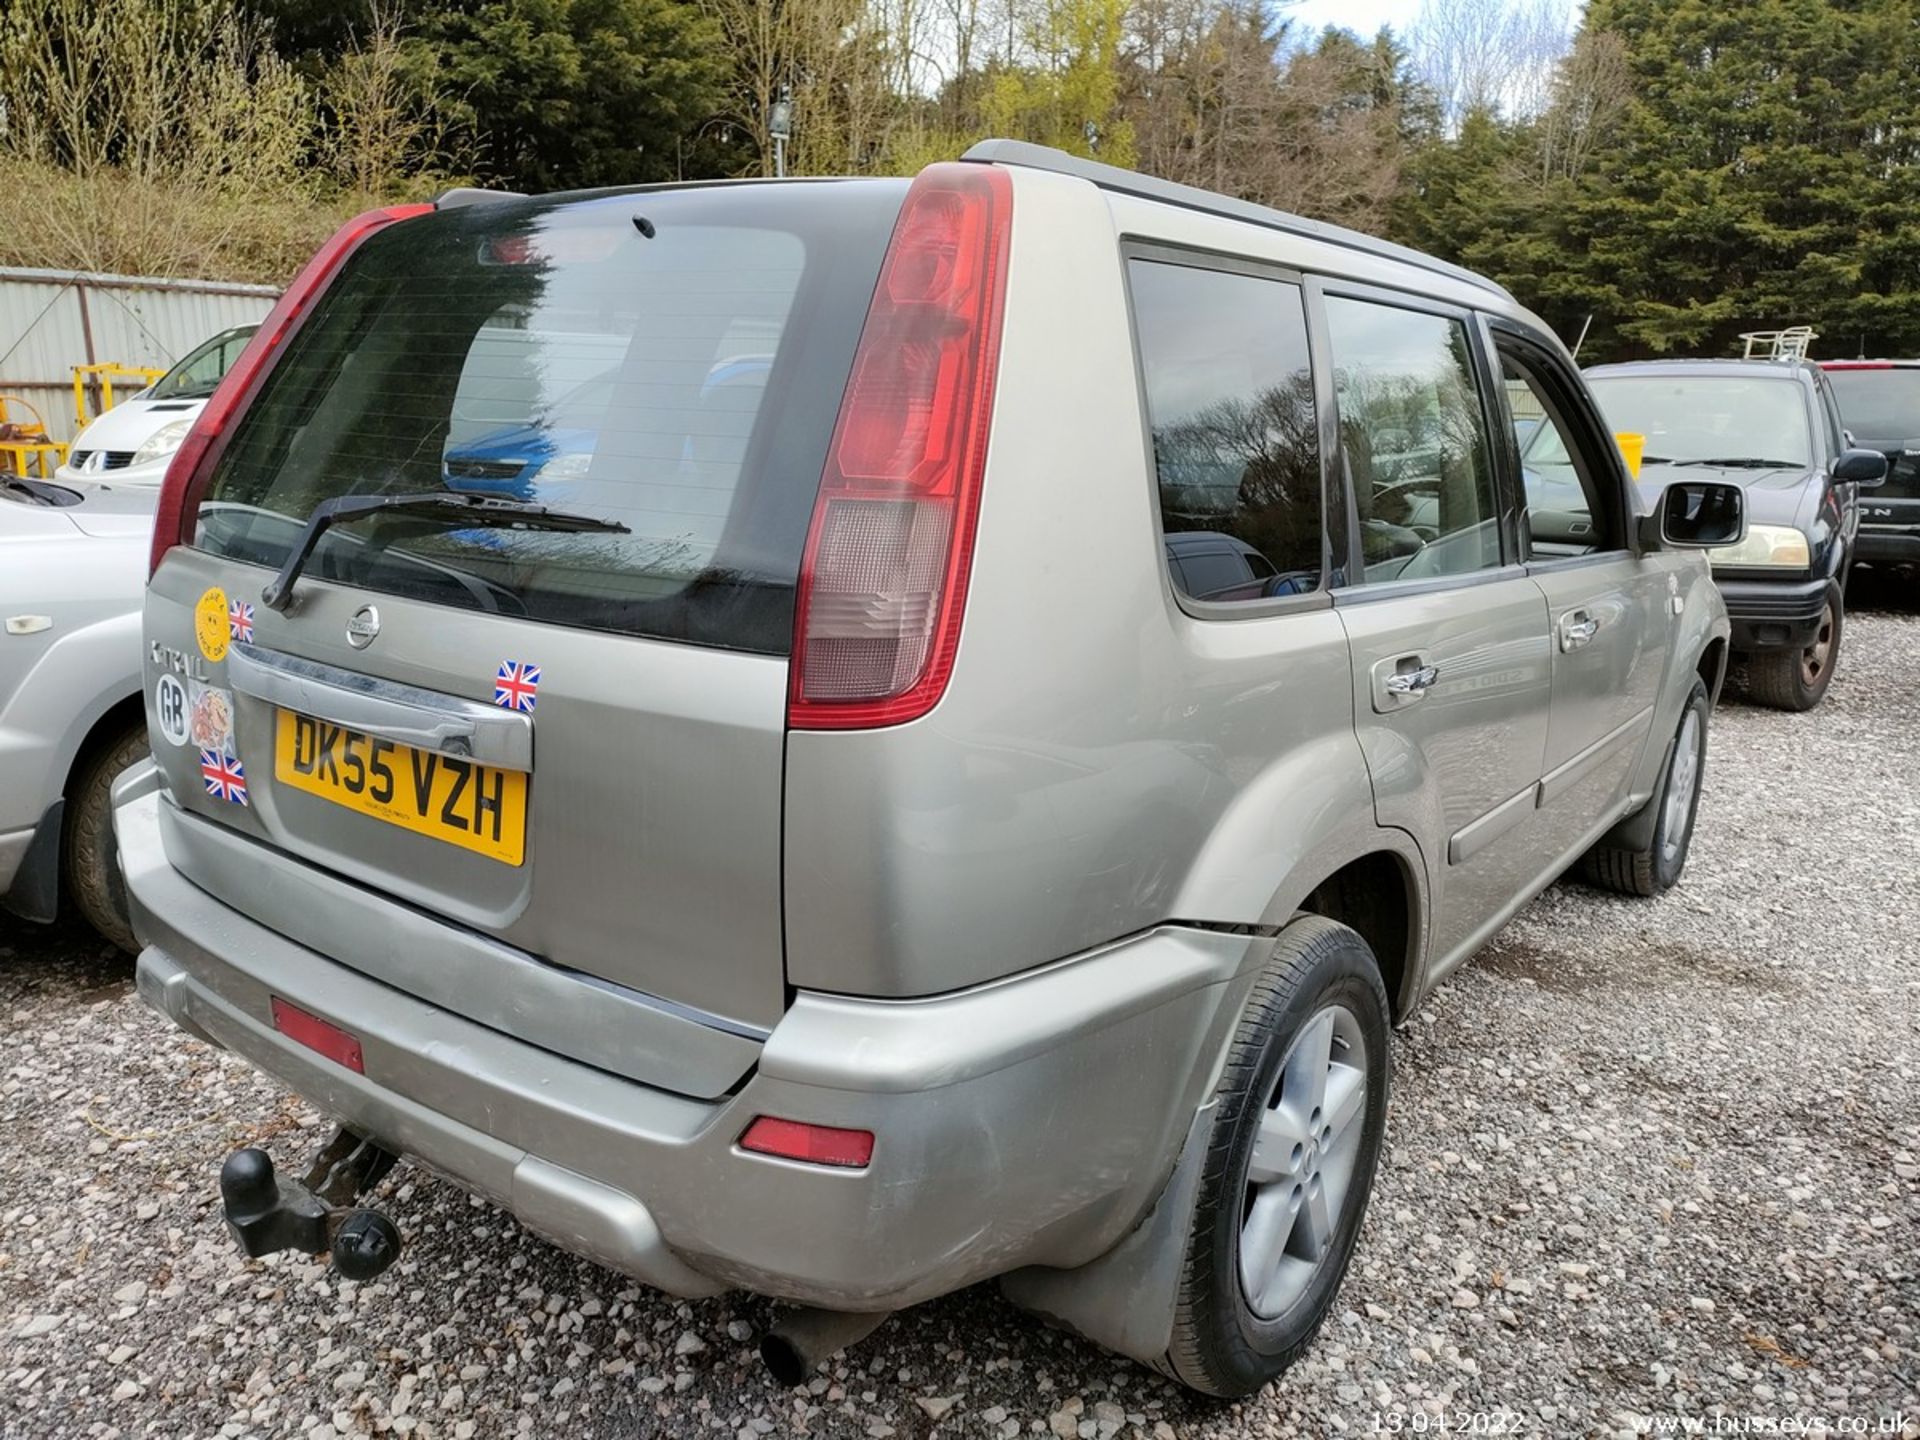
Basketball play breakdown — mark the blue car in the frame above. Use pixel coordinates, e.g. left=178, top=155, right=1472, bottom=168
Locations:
left=443, top=358, right=773, bottom=502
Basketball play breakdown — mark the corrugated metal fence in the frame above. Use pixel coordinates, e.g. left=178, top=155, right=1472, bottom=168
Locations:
left=0, top=267, right=279, bottom=442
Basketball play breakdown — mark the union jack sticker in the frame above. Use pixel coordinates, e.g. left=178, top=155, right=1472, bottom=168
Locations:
left=493, top=660, right=540, bottom=713
left=228, top=600, right=255, bottom=644
left=199, top=749, right=248, bottom=806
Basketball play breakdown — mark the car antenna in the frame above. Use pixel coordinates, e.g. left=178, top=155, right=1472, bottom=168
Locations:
left=633, top=215, right=656, bottom=239
left=1571, top=314, right=1593, bottom=359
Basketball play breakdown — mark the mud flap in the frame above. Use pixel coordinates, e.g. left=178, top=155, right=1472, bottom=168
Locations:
left=997, top=1098, right=1217, bottom=1371
left=0, top=800, right=63, bottom=924
left=1596, top=725, right=1680, bottom=854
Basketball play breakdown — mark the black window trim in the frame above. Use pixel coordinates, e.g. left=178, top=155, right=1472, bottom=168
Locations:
left=1482, top=316, right=1636, bottom=572
left=1309, top=277, right=1520, bottom=605
left=1120, top=237, right=1337, bottom=623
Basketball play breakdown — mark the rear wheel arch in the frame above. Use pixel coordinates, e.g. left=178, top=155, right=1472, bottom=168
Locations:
left=1291, top=850, right=1420, bottom=1023
left=59, top=691, right=149, bottom=951
left=63, top=691, right=147, bottom=801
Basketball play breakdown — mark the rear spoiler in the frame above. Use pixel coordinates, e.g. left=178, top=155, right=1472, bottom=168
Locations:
left=433, top=186, right=527, bottom=211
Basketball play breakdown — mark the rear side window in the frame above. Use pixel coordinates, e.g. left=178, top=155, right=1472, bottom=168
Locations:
left=194, top=182, right=906, bottom=653
left=1128, top=259, right=1324, bottom=604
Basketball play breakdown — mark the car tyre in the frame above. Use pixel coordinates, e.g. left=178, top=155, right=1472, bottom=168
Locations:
left=62, top=720, right=147, bottom=953
left=1747, top=586, right=1842, bottom=712
left=1577, top=676, right=1709, bottom=898
left=1164, top=915, right=1391, bottom=1398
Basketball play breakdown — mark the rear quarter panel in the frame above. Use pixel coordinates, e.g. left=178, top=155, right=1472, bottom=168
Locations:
left=784, top=170, right=1396, bottom=999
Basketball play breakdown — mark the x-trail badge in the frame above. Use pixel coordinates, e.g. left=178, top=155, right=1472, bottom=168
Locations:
left=345, top=605, right=380, bottom=649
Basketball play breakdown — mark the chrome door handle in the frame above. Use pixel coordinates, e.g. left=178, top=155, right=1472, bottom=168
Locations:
left=1558, top=612, right=1600, bottom=651
left=1384, top=664, right=1440, bottom=696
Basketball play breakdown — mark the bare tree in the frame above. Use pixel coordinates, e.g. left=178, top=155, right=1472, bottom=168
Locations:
left=1408, top=0, right=1570, bottom=131
left=325, top=4, right=464, bottom=200
left=1536, top=28, right=1632, bottom=182
left=0, top=0, right=321, bottom=278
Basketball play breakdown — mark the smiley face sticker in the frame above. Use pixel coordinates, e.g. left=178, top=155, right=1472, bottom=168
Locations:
left=194, top=587, right=231, bottom=664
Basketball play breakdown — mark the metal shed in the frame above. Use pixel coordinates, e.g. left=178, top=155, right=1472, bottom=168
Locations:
left=0, top=268, right=280, bottom=442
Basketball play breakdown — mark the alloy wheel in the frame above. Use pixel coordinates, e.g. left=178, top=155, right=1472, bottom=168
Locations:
left=1659, top=706, right=1703, bottom=867
left=1799, top=602, right=1836, bottom=688
left=1238, top=1004, right=1369, bottom=1320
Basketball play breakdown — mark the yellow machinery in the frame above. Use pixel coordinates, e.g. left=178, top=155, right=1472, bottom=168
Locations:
left=72, top=362, right=167, bottom=429
left=0, top=395, right=68, bottom=479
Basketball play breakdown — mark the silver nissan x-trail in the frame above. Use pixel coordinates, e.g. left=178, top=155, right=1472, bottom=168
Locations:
left=117, top=140, right=1739, bottom=1397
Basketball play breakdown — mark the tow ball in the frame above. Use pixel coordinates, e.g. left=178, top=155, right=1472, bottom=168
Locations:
left=218, top=1127, right=404, bottom=1281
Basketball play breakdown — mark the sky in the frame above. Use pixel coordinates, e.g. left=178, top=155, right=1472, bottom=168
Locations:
left=1286, top=0, right=1428, bottom=36
left=1284, top=0, right=1583, bottom=41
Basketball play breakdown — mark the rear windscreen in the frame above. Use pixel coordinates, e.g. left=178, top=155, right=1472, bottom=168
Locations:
left=194, top=182, right=905, bottom=653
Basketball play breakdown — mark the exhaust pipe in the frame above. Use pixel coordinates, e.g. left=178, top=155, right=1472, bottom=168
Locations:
left=759, top=1307, right=895, bottom=1386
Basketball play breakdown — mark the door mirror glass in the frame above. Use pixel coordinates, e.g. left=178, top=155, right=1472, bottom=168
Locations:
left=1833, top=447, right=1889, bottom=486
left=1650, top=481, right=1745, bottom=549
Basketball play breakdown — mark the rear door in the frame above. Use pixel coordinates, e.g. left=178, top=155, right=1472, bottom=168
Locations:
left=142, top=183, right=903, bottom=1033
left=1494, top=324, right=1667, bottom=847
left=1825, top=364, right=1920, bottom=533
left=1316, top=286, right=1553, bottom=974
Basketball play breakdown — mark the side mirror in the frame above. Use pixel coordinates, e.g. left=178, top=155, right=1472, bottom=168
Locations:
left=1639, top=481, right=1746, bottom=551
left=1833, top=447, right=1889, bottom=487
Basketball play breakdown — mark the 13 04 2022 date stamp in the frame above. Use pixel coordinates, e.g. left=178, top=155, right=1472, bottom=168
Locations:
left=1370, top=1411, right=1527, bottom=1434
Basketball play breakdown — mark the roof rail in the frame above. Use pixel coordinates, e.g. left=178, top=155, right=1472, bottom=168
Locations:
left=959, top=138, right=1515, bottom=304
left=434, top=186, right=528, bottom=210
left=1739, top=326, right=1817, bottom=362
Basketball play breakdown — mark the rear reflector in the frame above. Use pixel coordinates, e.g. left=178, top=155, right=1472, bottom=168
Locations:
left=737, top=1116, right=875, bottom=1169
left=787, top=161, right=1013, bottom=729
left=270, top=996, right=366, bottom=1074
left=149, top=202, right=433, bottom=578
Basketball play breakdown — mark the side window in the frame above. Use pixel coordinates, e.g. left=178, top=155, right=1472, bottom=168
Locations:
left=1129, top=259, right=1323, bottom=604
left=1323, top=296, right=1501, bottom=585
left=1505, top=352, right=1604, bottom=558
left=1815, top=378, right=1846, bottom=457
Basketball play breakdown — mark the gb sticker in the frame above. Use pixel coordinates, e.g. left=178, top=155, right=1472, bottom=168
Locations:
left=154, top=673, right=190, bottom=747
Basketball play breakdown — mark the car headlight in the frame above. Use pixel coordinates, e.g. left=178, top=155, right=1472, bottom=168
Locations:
left=533, top=451, right=594, bottom=481
left=1709, top=523, right=1810, bottom=569
left=132, top=417, right=195, bottom=468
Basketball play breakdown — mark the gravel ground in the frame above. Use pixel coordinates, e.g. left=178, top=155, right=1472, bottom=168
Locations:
left=4, top=573, right=1917, bottom=1440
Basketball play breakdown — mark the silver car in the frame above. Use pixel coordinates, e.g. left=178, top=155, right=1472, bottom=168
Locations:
left=116, top=143, right=1739, bottom=1397
left=1, top=476, right=155, bottom=948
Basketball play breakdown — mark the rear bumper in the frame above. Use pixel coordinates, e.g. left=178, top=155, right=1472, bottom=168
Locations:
left=117, top=784, right=1248, bottom=1310
left=1713, top=573, right=1831, bottom=651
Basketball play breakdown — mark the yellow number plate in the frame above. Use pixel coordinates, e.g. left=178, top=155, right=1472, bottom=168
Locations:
left=273, top=710, right=527, bottom=865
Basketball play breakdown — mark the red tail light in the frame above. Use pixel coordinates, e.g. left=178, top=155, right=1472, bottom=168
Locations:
left=738, top=1116, right=875, bottom=1168
left=787, top=162, right=1013, bottom=729
left=148, top=203, right=433, bottom=578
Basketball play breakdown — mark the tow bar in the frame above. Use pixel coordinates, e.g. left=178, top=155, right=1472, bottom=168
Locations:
left=218, top=1127, right=404, bottom=1281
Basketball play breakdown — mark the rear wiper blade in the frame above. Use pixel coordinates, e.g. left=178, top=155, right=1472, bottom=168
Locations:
left=262, top=490, right=629, bottom=611
left=1668, top=457, right=1800, bottom=469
